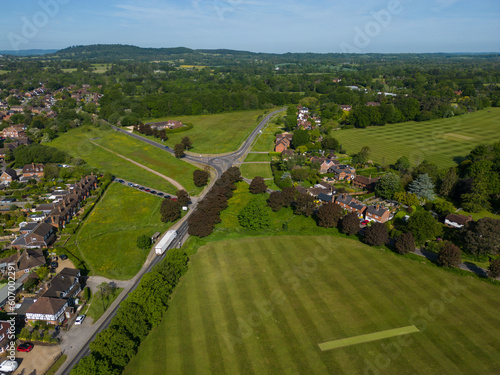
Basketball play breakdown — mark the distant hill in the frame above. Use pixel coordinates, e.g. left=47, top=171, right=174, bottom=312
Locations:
left=0, top=49, right=58, bottom=56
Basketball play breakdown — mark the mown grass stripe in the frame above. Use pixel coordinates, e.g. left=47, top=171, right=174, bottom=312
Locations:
left=319, top=326, right=420, bottom=351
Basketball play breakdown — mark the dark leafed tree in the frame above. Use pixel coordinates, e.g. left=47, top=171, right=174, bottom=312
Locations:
left=281, top=187, right=297, bottom=207
left=267, top=191, right=284, bottom=212
left=437, top=242, right=462, bottom=268
left=249, top=176, right=268, bottom=194
left=316, top=202, right=343, bottom=228
left=193, top=169, right=209, bottom=187
left=181, top=136, right=192, bottom=150
left=461, top=218, right=500, bottom=257
left=89, top=325, right=138, bottom=369
left=488, top=258, right=500, bottom=279
left=160, top=199, right=181, bottom=222
left=136, top=234, right=151, bottom=249
left=176, top=189, right=190, bottom=206
left=188, top=210, right=215, bottom=237
left=174, top=143, right=185, bottom=158
left=394, top=232, right=415, bottom=254
left=340, top=212, right=360, bottom=236
left=293, top=192, right=315, bottom=217
left=157, top=129, right=168, bottom=141
left=363, top=222, right=389, bottom=246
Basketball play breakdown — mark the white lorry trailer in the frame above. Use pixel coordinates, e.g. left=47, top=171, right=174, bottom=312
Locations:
left=155, top=230, right=177, bottom=255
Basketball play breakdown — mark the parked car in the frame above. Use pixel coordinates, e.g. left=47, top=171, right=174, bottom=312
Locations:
left=59, top=254, right=68, bottom=260
left=145, top=189, right=150, bottom=192
left=75, top=315, right=86, bottom=325
left=361, top=220, right=369, bottom=225
left=164, top=195, right=171, bottom=199
left=50, top=261, right=58, bottom=269
left=128, top=182, right=133, bottom=186
left=150, top=190, right=156, bottom=194
left=171, top=197, right=178, bottom=201
left=0, top=360, right=18, bottom=372
left=157, top=192, right=164, bottom=197
left=116, top=179, right=124, bottom=183
left=139, top=187, right=145, bottom=190
left=17, top=343, right=34, bottom=352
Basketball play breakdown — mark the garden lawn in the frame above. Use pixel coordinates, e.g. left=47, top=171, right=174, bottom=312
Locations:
left=71, top=182, right=172, bottom=279
left=144, top=109, right=276, bottom=154
left=334, top=108, right=500, bottom=169
left=124, top=235, right=500, bottom=375
left=239, top=163, right=273, bottom=179
left=50, top=126, right=202, bottom=195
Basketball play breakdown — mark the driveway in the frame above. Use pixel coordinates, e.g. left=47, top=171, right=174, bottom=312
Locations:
left=14, top=343, right=61, bottom=375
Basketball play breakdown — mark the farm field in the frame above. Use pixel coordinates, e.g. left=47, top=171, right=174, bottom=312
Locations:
left=239, top=163, right=273, bottom=179
left=144, top=109, right=277, bottom=154
left=334, top=108, right=500, bottom=169
left=50, top=126, right=202, bottom=195
left=66, top=182, right=171, bottom=280
left=124, top=235, right=500, bottom=375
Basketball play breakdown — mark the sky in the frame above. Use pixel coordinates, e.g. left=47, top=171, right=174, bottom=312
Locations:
left=0, top=0, right=499, bottom=53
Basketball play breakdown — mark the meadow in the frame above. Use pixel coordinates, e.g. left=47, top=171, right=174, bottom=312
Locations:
left=124, top=235, right=500, bottom=375
left=50, top=126, right=202, bottom=195
left=67, top=182, right=171, bottom=279
left=144, top=109, right=276, bottom=153
left=334, top=108, right=500, bottom=169
left=239, top=163, right=274, bottom=179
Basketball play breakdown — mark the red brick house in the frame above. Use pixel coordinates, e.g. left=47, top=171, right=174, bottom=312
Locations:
left=2, top=125, right=26, bottom=138
left=0, top=168, right=18, bottom=185
left=22, top=163, right=45, bottom=178
left=275, top=133, right=293, bottom=152
left=365, top=205, right=391, bottom=223
left=353, top=175, right=379, bottom=191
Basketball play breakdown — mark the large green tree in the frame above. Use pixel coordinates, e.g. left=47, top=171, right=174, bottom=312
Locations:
left=291, top=129, right=309, bottom=149
left=238, top=196, right=270, bottom=230
left=407, top=210, right=442, bottom=245
left=316, top=202, right=343, bottom=228
left=375, top=172, right=401, bottom=199
left=437, top=242, right=462, bottom=268
left=461, top=218, right=500, bottom=257
left=363, top=222, right=389, bottom=246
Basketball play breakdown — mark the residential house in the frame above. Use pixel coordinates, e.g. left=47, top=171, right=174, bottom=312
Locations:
left=335, top=194, right=366, bottom=216
left=365, top=205, right=391, bottom=223
left=22, top=163, right=44, bottom=179
left=444, top=213, right=473, bottom=229
left=11, top=223, right=56, bottom=250
left=353, top=175, right=379, bottom=191
left=335, top=193, right=354, bottom=209
left=0, top=168, right=18, bottom=185
left=366, top=102, right=380, bottom=106
left=40, top=268, right=81, bottom=301
left=275, top=133, right=293, bottom=153
left=2, top=125, right=26, bottom=138
left=328, top=165, right=356, bottom=181
left=0, top=321, right=12, bottom=353
left=339, top=105, right=352, bottom=111
left=25, top=296, right=68, bottom=325
left=281, top=149, right=295, bottom=159
left=317, top=193, right=334, bottom=203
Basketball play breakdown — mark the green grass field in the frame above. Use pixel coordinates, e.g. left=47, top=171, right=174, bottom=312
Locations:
left=239, top=163, right=273, bottom=179
left=86, top=287, right=123, bottom=323
left=244, top=153, right=272, bottom=162
left=50, top=126, right=202, bottom=195
left=124, top=235, right=500, bottom=375
left=334, top=108, right=500, bottom=168
left=144, top=109, right=275, bottom=153
left=68, top=182, right=171, bottom=279
left=250, top=115, right=285, bottom=152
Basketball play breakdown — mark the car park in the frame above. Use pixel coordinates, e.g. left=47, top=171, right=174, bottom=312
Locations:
left=17, top=343, right=34, bottom=352
left=75, top=315, right=86, bottom=325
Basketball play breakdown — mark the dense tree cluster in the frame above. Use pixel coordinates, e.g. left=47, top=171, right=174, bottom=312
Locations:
left=238, top=196, right=270, bottom=230
left=188, top=167, right=242, bottom=237
left=133, top=123, right=168, bottom=141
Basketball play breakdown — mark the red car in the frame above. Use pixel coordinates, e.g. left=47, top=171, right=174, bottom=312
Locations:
left=17, top=343, right=34, bottom=352
left=361, top=220, right=370, bottom=225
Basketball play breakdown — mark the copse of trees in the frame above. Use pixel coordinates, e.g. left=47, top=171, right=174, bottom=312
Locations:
left=188, top=167, right=242, bottom=237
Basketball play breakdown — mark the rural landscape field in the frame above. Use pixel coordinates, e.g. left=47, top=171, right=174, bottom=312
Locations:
left=334, top=108, right=500, bottom=169
left=124, top=235, right=500, bottom=375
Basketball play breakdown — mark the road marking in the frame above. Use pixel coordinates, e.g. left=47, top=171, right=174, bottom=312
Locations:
left=318, top=326, right=420, bottom=351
